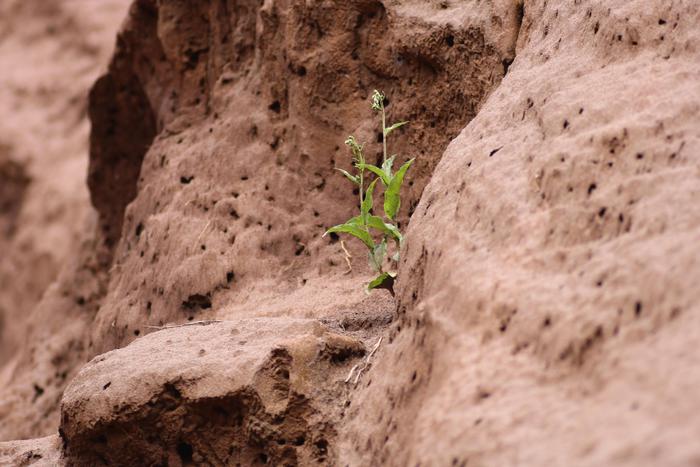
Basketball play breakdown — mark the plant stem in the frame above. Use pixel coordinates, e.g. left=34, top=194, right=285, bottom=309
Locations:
left=379, top=100, right=388, bottom=273
left=359, top=164, right=364, bottom=214
left=381, top=101, right=387, bottom=164
left=358, top=152, right=370, bottom=235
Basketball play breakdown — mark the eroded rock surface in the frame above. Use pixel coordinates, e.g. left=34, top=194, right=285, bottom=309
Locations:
left=341, top=1, right=700, bottom=466
left=1, top=0, right=699, bottom=466
left=0, top=435, right=63, bottom=467
left=61, top=319, right=364, bottom=466
left=0, top=0, right=131, bottom=441
left=83, top=0, right=517, bottom=359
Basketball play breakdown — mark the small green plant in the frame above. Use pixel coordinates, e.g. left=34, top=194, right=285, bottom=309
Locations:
left=324, top=90, right=414, bottom=294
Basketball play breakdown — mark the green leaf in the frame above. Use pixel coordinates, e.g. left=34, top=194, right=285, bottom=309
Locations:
left=335, top=168, right=359, bottom=185
left=384, top=158, right=415, bottom=220
left=324, top=222, right=374, bottom=249
left=384, top=121, right=409, bottom=137
left=365, top=215, right=402, bottom=243
left=345, top=215, right=362, bottom=225
left=382, top=155, right=396, bottom=179
left=368, top=239, right=387, bottom=272
left=367, top=271, right=397, bottom=292
left=356, top=163, right=390, bottom=186
left=361, top=179, right=378, bottom=223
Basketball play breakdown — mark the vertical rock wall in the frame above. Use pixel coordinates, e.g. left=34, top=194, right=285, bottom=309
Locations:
left=340, top=1, right=700, bottom=465
left=2, top=1, right=699, bottom=466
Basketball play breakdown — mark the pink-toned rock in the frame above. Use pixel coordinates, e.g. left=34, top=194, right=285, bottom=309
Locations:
left=341, top=1, right=700, bottom=465
left=0, top=0, right=131, bottom=441
left=60, top=319, right=364, bottom=466
left=1, top=0, right=699, bottom=465
left=0, top=435, right=63, bottom=467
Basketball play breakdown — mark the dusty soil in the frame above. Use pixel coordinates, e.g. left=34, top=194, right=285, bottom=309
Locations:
left=1, top=0, right=699, bottom=466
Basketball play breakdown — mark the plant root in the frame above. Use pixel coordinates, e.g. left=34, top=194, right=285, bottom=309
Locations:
left=345, top=336, right=382, bottom=386
left=340, top=240, right=353, bottom=274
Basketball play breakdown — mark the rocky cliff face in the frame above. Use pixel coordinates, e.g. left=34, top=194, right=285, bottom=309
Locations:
left=1, top=0, right=699, bottom=466
left=0, top=0, right=131, bottom=441
left=343, top=1, right=700, bottom=465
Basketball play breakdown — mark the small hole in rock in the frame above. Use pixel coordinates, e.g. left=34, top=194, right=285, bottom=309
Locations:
left=182, top=294, right=212, bottom=311
left=177, top=442, right=193, bottom=462
left=268, top=101, right=281, bottom=113
left=315, top=439, right=328, bottom=456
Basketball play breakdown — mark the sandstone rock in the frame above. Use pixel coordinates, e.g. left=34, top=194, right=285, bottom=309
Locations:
left=0, top=435, right=63, bottom=467
left=83, top=0, right=516, bottom=359
left=0, top=0, right=131, bottom=441
left=1, top=0, right=699, bottom=465
left=60, top=319, right=364, bottom=465
left=340, top=0, right=700, bottom=465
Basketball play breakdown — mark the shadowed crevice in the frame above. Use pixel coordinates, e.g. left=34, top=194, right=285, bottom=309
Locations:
left=87, top=71, right=156, bottom=255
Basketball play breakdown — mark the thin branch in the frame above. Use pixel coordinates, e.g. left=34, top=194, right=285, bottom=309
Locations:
left=192, top=220, right=212, bottom=252
left=340, top=240, right=353, bottom=274
left=345, top=336, right=383, bottom=386
left=344, top=363, right=360, bottom=383
left=145, top=320, right=222, bottom=330
left=367, top=336, right=383, bottom=359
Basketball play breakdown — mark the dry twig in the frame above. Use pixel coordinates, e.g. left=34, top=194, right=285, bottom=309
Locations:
left=345, top=336, right=382, bottom=386
left=145, top=320, right=222, bottom=330
left=340, top=240, right=353, bottom=274
left=192, top=220, right=212, bottom=252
